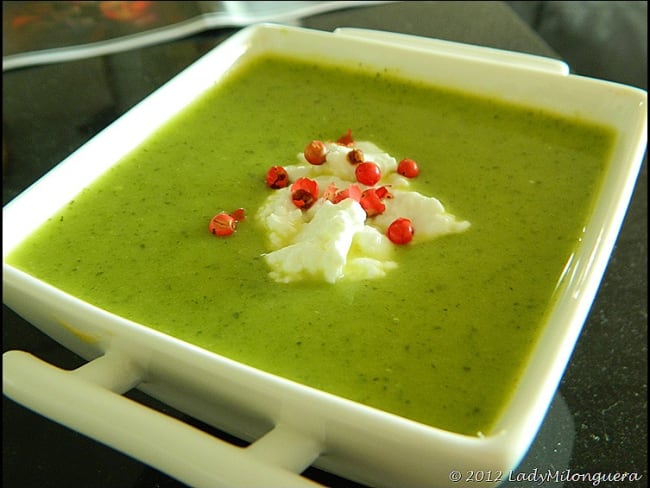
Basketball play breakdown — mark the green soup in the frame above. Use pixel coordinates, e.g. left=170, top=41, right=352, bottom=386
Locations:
left=6, top=53, right=614, bottom=436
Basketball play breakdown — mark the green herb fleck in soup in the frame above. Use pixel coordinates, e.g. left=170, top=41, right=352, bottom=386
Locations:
left=5, top=53, right=614, bottom=436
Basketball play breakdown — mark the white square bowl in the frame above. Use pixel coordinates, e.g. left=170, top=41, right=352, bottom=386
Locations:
left=3, top=23, right=647, bottom=488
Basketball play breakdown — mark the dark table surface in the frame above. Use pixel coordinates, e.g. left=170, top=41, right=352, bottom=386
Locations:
left=3, top=2, right=647, bottom=487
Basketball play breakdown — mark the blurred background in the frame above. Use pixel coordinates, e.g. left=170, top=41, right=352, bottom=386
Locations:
left=508, top=1, right=646, bottom=90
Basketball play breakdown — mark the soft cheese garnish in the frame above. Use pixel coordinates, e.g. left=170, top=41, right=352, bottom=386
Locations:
left=256, top=135, right=469, bottom=283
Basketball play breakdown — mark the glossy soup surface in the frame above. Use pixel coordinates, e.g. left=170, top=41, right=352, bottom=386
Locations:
left=6, top=53, right=614, bottom=435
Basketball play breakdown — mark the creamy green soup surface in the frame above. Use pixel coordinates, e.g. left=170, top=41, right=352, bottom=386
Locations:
left=6, top=53, right=614, bottom=436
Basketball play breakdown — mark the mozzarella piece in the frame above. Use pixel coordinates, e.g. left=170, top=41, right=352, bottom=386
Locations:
left=370, top=190, right=470, bottom=242
left=255, top=187, right=305, bottom=249
left=290, top=141, right=399, bottom=185
left=263, top=199, right=366, bottom=283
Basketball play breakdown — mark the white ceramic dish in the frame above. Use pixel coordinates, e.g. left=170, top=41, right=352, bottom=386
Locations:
left=2, top=24, right=647, bottom=488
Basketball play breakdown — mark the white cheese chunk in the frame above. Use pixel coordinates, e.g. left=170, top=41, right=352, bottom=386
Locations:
left=371, top=190, right=470, bottom=242
left=290, top=141, right=398, bottom=186
left=255, top=187, right=305, bottom=249
left=263, top=199, right=366, bottom=283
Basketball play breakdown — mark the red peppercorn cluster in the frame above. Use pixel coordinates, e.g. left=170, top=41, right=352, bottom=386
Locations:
left=257, top=130, right=421, bottom=244
left=208, top=208, right=245, bottom=237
